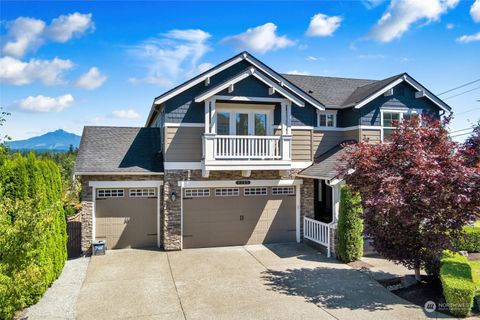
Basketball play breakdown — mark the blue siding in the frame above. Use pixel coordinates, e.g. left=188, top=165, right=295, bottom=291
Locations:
left=360, top=82, right=439, bottom=126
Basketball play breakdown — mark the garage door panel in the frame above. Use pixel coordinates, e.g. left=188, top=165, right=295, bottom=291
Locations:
left=183, top=187, right=296, bottom=248
left=96, top=196, right=157, bottom=249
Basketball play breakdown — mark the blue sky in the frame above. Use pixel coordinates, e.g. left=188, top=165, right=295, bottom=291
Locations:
left=1, top=0, right=479, bottom=141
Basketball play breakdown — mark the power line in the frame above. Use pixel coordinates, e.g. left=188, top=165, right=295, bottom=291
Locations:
left=443, top=85, right=480, bottom=100
left=449, top=127, right=475, bottom=134
left=437, top=78, right=480, bottom=96
left=451, top=131, right=473, bottom=138
left=455, top=107, right=480, bottom=115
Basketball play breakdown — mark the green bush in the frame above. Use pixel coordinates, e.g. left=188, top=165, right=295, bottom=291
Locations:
left=453, top=226, right=480, bottom=253
left=336, top=185, right=363, bottom=263
left=440, top=251, right=476, bottom=317
left=0, top=153, right=67, bottom=319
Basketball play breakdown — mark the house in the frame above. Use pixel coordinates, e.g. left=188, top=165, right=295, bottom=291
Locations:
left=74, top=51, right=451, bottom=256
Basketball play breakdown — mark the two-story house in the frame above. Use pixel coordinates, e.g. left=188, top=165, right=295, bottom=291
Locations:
left=74, top=51, right=451, bottom=256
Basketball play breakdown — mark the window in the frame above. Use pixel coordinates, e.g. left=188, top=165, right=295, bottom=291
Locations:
left=184, top=188, right=210, bottom=198
left=317, top=111, right=336, bottom=128
left=381, top=110, right=418, bottom=142
left=97, top=189, right=124, bottom=198
left=215, top=188, right=240, bottom=196
left=254, top=113, right=267, bottom=136
left=236, top=113, right=249, bottom=135
left=244, top=187, right=267, bottom=196
left=272, top=186, right=295, bottom=195
left=217, top=112, right=230, bottom=135
left=129, top=188, right=156, bottom=197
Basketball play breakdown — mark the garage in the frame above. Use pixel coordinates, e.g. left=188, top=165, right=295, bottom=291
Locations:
left=94, top=186, right=159, bottom=249
left=182, top=184, right=298, bottom=249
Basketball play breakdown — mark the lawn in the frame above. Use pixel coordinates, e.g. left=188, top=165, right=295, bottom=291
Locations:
left=471, top=260, right=480, bottom=289
left=475, top=220, right=480, bottom=228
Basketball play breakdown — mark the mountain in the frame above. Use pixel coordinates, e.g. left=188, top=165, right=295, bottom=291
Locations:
left=6, top=129, right=81, bottom=152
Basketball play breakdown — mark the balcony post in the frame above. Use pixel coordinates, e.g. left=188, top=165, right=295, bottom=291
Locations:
left=204, top=133, right=216, bottom=161
left=286, top=102, right=292, bottom=135
left=280, top=135, right=292, bottom=161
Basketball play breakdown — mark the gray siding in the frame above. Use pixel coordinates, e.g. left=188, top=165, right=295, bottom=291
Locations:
left=165, top=127, right=203, bottom=162
left=343, top=129, right=359, bottom=142
left=292, top=129, right=312, bottom=161
left=360, top=128, right=381, bottom=144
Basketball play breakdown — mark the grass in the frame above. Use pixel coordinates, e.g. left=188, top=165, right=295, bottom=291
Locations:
left=471, top=260, right=480, bottom=289
left=475, top=220, right=480, bottom=228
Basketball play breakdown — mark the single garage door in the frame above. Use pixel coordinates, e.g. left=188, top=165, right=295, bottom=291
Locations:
left=95, top=188, right=157, bottom=249
left=183, top=186, right=296, bottom=248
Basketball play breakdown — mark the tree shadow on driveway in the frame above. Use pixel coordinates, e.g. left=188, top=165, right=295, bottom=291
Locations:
left=261, top=266, right=419, bottom=313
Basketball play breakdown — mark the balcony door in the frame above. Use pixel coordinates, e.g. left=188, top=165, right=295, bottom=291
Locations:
left=217, top=109, right=272, bottom=136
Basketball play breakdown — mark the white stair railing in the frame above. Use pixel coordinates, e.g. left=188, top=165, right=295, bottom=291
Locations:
left=304, top=217, right=333, bottom=257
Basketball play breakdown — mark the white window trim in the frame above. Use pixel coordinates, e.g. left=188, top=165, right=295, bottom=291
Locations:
left=129, top=188, right=156, bottom=197
left=184, top=188, right=210, bottom=198
left=216, top=105, right=274, bottom=136
left=244, top=187, right=268, bottom=196
left=272, top=186, right=295, bottom=195
left=380, top=109, right=418, bottom=142
left=215, top=188, right=240, bottom=197
left=316, top=110, right=337, bottom=129
left=96, top=189, right=125, bottom=198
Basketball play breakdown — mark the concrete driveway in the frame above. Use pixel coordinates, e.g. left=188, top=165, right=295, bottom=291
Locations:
left=77, top=243, right=434, bottom=320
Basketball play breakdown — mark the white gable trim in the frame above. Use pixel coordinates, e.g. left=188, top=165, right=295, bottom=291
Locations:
left=354, top=75, right=451, bottom=112
left=194, top=68, right=304, bottom=107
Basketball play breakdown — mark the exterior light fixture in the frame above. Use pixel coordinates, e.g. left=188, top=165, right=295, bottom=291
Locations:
left=170, top=192, right=177, bottom=202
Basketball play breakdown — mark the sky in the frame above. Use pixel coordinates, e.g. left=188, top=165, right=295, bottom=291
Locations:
left=1, top=0, right=479, bottom=141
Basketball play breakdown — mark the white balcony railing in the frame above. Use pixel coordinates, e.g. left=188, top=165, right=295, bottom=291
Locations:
left=304, top=217, right=333, bottom=257
left=203, top=134, right=291, bottom=162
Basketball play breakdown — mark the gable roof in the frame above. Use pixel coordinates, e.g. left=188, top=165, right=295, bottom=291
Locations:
left=297, top=143, right=350, bottom=181
left=145, top=51, right=325, bottom=126
left=195, top=67, right=304, bottom=106
left=285, top=72, right=451, bottom=112
left=281, top=74, right=376, bottom=107
left=74, top=126, right=163, bottom=175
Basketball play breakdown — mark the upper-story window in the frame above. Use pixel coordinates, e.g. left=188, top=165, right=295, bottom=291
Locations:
left=381, top=110, right=418, bottom=142
left=317, top=111, right=337, bottom=128
left=216, top=106, right=273, bottom=136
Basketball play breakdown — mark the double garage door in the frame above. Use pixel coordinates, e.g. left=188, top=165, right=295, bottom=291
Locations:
left=95, top=188, right=157, bottom=249
left=183, top=186, right=297, bottom=248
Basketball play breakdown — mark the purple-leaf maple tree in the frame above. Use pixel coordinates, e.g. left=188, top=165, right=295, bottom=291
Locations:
left=340, top=115, right=480, bottom=280
left=460, top=120, right=480, bottom=168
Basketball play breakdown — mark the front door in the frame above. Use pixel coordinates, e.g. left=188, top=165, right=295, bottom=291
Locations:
left=314, top=179, right=333, bottom=223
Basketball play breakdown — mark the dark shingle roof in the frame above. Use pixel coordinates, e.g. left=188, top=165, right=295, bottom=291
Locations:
left=298, top=143, right=351, bottom=180
left=341, top=73, right=405, bottom=106
left=281, top=74, right=376, bottom=107
left=74, top=126, right=163, bottom=174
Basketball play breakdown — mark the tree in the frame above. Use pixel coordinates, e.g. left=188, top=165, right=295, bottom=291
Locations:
left=336, top=185, right=363, bottom=263
left=0, top=108, right=11, bottom=165
left=460, top=120, right=480, bottom=168
left=340, top=115, right=480, bottom=280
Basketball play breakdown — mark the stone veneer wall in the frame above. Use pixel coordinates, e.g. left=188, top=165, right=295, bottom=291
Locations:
left=162, top=169, right=314, bottom=250
left=78, top=174, right=163, bottom=253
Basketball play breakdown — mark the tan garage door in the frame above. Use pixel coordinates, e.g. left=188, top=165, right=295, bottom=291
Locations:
left=183, top=186, right=296, bottom=248
left=95, top=188, right=157, bottom=249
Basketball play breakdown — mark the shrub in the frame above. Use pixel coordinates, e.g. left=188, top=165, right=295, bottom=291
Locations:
left=453, top=226, right=480, bottom=253
left=0, top=153, right=67, bottom=319
left=440, top=251, right=476, bottom=317
left=336, top=185, right=363, bottom=263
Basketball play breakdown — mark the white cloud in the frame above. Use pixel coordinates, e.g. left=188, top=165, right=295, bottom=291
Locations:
left=15, top=94, right=74, bottom=112
left=446, top=23, right=455, bottom=29
left=363, top=0, right=386, bottom=8
left=471, top=0, right=480, bottom=22
left=456, top=32, right=480, bottom=43
left=111, top=109, right=141, bottom=119
left=129, top=29, right=211, bottom=87
left=47, top=12, right=94, bottom=42
left=306, top=13, right=342, bottom=37
left=75, top=67, right=107, bottom=89
left=285, top=70, right=311, bottom=75
left=306, top=55, right=326, bottom=61
left=368, top=0, right=460, bottom=42
left=1, top=12, right=94, bottom=57
left=197, top=62, right=214, bottom=73
left=0, top=56, right=73, bottom=85
left=1, top=17, right=46, bottom=57
left=223, top=23, right=295, bottom=54
left=357, top=54, right=387, bottom=59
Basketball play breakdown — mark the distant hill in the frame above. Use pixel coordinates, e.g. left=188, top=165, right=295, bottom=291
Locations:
left=6, top=129, right=81, bottom=152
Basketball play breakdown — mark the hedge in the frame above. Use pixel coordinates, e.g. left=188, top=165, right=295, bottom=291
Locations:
left=0, top=153, right=67, bottom=319
left=336, top=185, right=363, bottom=263
left=453, top=226, right=480, bottom=253
left=440, top=251, right=476, bottom=317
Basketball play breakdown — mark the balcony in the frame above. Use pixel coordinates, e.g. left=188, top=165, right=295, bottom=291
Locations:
left=203, top=133, right=292, bottom=173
